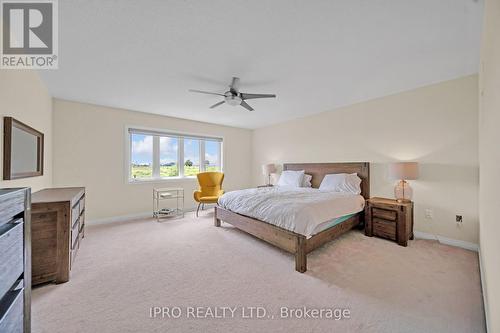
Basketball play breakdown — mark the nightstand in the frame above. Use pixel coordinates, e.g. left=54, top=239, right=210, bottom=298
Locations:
left=365, top=197, right=414, bottom=246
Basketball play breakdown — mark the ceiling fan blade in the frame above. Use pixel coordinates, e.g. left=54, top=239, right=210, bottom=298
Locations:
left=209, top=101, right=225, bottom=109
left=188, top=89, right=224, bottom=96
left=229, top=77, right=240, bottom=93
left=240, top=93, right=276, bottom=100
left=240, top=100, right=254, bottom=111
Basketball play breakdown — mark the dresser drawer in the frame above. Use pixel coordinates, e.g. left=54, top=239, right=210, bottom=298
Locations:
left=0, top=221, right=24, bottom=298
left=71, top=224, right=79, bottom=250
left=79, top=213, right=85, bottom=233
left=0, top=190, right=24, bottom=225
left=373, top=218, right=396, bottom=240
left=79, top=197, right=85, bottom=214
left=372, top=207, right=397, bottom=221
left=0, top=283, right=24, bottom=333
left=71, top=204, right=79, bottom=227
left=71, top=238, right=79, bottom=268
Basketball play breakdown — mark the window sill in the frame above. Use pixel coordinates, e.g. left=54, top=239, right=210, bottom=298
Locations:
left=127, top=177, right=199, bottom=184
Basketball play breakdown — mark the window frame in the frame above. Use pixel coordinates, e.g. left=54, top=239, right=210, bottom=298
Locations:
left=125, top=126, right=224, bottom=184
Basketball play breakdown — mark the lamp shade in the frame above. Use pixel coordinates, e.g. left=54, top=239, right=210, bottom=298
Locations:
left=261, top=163, right=276, bottom=176
left=388, top=162, right=419, bottom=180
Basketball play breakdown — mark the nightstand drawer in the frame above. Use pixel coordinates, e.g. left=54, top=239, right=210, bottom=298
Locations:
left=372, top=208, right=397, bottom=221
left=372, top=218, right=396, bottom=240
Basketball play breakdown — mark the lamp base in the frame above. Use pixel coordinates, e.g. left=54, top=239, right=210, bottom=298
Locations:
left=394, top=180, right=413, bottom=202
left=264, top=174, right=272, bottom=186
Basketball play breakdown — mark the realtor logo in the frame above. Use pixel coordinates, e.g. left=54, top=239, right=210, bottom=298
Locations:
left=1, top=0, right=58, bottom=69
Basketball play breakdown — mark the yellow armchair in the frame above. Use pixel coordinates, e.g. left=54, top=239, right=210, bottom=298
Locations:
left=194, top=172, right=224, bottom=217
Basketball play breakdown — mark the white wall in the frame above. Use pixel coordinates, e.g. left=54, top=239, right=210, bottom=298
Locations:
left=52, top=99, right=253, bottom=221
left=479, top=0, right=500, bottom=331
left=253, top=75, right=479, bottom=244
left=2, top=72, right=478, bottom=247
left=0, top=70, right=53, bottom=192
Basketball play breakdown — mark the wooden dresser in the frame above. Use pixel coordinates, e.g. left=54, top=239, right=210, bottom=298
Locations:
left=365, top=197, right=414, bottom=246
left=0, top=188, right=31, bottom=333
left=31, top=187, right=85, bottom=285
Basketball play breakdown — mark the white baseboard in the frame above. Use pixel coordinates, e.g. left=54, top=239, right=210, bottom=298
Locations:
left=87, top=206, right=201, bottom=225
left=88, top=212, right=480, bottom=252
left=413, top=231, right=478, bottom=252
left=478, top=247, right=490, bottom=332
left=87, top=211, right=152, bottom=225
left=88, top=211, right=479, bottom=251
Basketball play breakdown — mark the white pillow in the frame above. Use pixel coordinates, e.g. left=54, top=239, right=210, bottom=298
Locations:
left=319, top=173, right=362, bottom=194
left=277, top=170, right=305, bottom=187
left=343, top=173, right=362, bottom=194
left=302, top=174, right=312, bottom=187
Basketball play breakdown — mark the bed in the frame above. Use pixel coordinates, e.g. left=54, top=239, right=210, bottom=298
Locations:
left=214, top=162, right=370, bottom=272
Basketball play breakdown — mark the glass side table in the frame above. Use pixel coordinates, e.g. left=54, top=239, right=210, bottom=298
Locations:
left=153, top=188, right=184, bottom=221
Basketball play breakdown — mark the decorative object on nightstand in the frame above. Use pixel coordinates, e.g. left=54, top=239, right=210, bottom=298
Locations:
left=153, top=188, right=184, bottom=221
left=388, top=162, right=419, bottom=202
left=261, top=163, right=276, bottom=186
left=365, top=197, right=414, bottom=246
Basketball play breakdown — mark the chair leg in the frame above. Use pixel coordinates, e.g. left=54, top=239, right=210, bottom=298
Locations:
left=202, top=203, right=205, bottom=210
left=196, top=203, right=201, bottom=217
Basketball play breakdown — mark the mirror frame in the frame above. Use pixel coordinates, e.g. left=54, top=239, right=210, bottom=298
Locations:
left=3, top=117, right=44, bottom=180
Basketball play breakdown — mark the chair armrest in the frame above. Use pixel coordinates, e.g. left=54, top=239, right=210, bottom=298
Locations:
left=193, top=190, right=202, bottom=202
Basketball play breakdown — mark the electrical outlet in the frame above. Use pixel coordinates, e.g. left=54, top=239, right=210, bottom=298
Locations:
left=456, top=215, right=463, bottom=223
left=425, top=209, right=433, bottom=219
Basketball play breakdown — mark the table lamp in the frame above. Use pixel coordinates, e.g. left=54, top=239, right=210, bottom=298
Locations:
left=388, top=162, right=419, bottom=202
left=261, top=164, right=276, bottom=186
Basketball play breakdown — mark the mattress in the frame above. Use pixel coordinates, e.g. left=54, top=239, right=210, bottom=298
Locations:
left=218, top=187, right=365, bottom=237
left=310, top=213, right=357, bottom=237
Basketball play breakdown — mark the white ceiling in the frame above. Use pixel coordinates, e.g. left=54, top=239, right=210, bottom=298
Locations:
left=39, top=0, right=484, bottom=129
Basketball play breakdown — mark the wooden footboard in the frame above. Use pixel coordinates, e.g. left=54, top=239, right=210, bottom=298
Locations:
left=215, top=206, right=299, bottom=253
left=214, top=206, right=361, bottom=273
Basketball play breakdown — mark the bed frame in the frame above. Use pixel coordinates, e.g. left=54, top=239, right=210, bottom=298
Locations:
left=214, top=162, right=370, bottom=273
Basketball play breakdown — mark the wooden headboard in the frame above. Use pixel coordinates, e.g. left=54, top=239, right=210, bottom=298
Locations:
left=283, top=162, right=370, bottom=199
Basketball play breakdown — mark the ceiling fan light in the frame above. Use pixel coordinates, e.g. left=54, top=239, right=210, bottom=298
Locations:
left=225, top=95, right=242, bottom=106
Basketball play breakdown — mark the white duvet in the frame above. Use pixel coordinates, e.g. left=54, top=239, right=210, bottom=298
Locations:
left=218, top=187, right=365, bottom=237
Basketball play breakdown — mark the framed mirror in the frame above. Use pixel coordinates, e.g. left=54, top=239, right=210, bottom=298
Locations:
left=3, top=117, right=44, bottom=180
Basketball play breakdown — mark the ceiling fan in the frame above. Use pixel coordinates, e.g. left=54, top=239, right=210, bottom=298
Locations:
left=189, top=77, right=276, bottom=111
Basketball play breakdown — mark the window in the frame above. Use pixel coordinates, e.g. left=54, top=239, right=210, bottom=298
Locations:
left=159, top=136, right=179, bottom=177
left=205, top=140, right=221, bottom=172
left=130, top=133, right=153, bottom=179
left=128, top=128, right=222, bottom=182
left=183, top=138, right=200, bottom=176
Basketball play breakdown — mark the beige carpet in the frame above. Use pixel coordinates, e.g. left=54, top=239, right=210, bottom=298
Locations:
left=32, top=211, right=485, bottom=333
